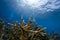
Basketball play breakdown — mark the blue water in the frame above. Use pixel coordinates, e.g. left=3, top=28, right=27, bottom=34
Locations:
left=0, top=0, right=60, bottom=34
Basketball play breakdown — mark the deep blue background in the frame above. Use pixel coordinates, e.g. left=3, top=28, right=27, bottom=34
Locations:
left=0, top=0, right=60, bottom=33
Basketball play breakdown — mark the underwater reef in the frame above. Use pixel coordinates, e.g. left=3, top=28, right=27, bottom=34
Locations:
left=0, top=18, right=60, bottom=40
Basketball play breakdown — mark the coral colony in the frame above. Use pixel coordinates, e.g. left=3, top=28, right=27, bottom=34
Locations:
left=0, top=18, right=60, bottom=40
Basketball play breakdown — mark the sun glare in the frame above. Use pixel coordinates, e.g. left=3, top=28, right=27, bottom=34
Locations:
left=21, top=0, right=48, bottom=8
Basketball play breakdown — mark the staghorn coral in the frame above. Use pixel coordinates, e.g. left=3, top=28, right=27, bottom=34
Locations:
left=0, top=18, right=60, bottom=40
